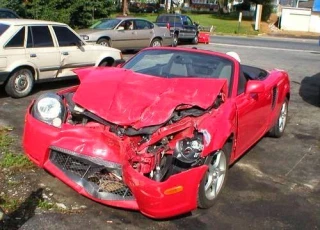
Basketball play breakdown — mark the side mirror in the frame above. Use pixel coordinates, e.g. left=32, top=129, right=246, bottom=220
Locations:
left=245, top=80, right=265, bottom=94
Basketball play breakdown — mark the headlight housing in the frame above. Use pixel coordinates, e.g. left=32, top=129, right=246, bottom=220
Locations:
left=174, top=134, right=204, bottom=164
left=32, top=93, right=66, bottom=128
left=80, top=35, right=89, bottom=40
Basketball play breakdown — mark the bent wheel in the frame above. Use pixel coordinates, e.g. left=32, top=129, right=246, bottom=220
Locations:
left=269, top=98, right=288, bottom=138
left=5, top=68, right=34, bottom=98
left=198, top=147, right=229, bottom=209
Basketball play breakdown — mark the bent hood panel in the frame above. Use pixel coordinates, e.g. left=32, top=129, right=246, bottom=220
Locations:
left=73, top=68, right=227, bottom=129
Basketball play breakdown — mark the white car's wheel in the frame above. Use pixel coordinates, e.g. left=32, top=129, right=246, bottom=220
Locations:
left=5, top=68, right=34, bottom=98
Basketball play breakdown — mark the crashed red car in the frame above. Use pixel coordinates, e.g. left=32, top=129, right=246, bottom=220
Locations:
left=23, top=47, right=290, bottom=219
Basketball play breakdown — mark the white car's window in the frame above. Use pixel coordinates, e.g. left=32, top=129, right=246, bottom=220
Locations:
left=5, top=27, right=25, bottom=48
left=53, top=26, right=82, bottom=47
left=27, top=26, right=54, bottom=48
left=0, top=23, right=9, bottom=36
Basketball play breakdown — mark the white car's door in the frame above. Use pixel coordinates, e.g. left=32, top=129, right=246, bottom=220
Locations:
left=52, top=26, right=96, bottom=77
left=26, top=25, right=61, bottom=80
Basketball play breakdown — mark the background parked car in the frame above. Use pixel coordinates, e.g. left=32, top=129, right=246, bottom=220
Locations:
left=155, top=14, right=199, bottom=46
left=0, top=8, right=20, bottom=18
left=78, top=17, right=173, bottom=50
left=0, top=19, right=124, bottom=98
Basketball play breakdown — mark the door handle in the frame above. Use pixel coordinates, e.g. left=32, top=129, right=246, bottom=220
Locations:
left=62, top=52, right=69, bottom=55
left=30, top=54, right=37, bottom=58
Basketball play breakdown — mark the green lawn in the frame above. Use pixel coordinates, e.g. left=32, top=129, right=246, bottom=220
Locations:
left=111, top=12, right=259, bottom=35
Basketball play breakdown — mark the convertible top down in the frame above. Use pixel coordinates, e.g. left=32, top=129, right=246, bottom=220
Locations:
left=23, top=47, right=290, bottom=218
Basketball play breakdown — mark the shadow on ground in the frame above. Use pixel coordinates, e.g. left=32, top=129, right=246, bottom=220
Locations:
left=0, top=188, right=43, bottom=230
left=299, top=73, right=320, bottom=107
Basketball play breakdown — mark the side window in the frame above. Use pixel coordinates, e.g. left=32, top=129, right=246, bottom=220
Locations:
left=28, top=26, right=54, bottom=48
left=5, top=27, right=25, bottom=48
left=53, top=26, right=81, bottom=47
left=135, top=20, right=153, bottom=30
left=237, top=67, right=247, bottom=95
left=186, top=17, right=193, bottom=26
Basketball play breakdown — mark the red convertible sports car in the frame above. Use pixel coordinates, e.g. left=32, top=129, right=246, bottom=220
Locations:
left=23, top=47, right=290, bottom=219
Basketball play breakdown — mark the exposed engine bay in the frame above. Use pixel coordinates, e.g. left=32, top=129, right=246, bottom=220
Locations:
left=57, top=91, right=223, bottom=183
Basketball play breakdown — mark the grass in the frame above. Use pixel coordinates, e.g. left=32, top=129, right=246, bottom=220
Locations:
left=0, top=127, right=34, bottom=170
left=110, top=12, right=259, bottom=35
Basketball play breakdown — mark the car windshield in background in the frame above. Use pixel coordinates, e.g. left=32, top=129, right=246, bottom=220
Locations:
left=0, top=23, right=9, bottom=36
left=122, top=49, right=233, bottom=85
left=92, top=19, right=121, bottom=29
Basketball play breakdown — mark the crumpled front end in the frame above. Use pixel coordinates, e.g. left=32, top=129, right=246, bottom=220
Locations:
left=23, top=85, right=226, bottom=218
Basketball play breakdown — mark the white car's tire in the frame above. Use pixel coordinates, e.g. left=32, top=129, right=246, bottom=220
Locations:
left=5, top=68, right=34, bottom=98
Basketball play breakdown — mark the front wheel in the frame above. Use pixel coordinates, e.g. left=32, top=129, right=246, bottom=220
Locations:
left=269, top=98, right=289, bottom=137
left=97, top=38, right=110, bottom=47
left=150, top=38, right=162, bottom=47
left=198, top=146, right=229, bottom=209
left=5, top=68, right=34, bottom=98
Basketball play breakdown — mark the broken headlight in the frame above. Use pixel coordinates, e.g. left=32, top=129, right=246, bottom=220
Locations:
left=32, top=93, right=66, bottom=128
left=174, top=134, right=204, bottom=164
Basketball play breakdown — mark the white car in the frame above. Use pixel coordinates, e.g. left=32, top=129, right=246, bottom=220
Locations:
left=0, top=19, right=124, bottom=98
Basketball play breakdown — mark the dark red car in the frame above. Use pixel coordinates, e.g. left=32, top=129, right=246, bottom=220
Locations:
left=23, top=47, right=290, bottom=219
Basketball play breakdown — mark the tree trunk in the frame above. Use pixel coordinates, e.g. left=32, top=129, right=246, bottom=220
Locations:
left=122, top=0, right=129, bottom=16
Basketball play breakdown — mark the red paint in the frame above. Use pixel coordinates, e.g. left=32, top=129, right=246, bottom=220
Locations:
left=23, top=47, right=290, bottom=219
left=198, top=31, right=210, bottom=44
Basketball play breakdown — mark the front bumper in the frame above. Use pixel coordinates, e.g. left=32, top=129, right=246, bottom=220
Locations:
left=23, top=111, right=207, bottom=219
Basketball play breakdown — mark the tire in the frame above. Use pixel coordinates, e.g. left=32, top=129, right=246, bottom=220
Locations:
left=97, top=38, right=110, bottom=47
left=5, top=68, right=34, bottom=98
left=172, top=33, right=178, bottom=47
left=269, top=98, right=289, bottom=138
left=192, top=34, right=199, bottom=45
left=198, top=146, right=229, bottom=209
left=150, top=38, right=162, bottom=47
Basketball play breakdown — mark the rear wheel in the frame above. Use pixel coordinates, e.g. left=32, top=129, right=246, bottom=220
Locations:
left=5, top=68, right=34, bottom=98
left=198, top=146, right=229, bottom=209
left=172, top=33, right=178, bottom=47
left=150, top=38, right=162, bottom=47
left=269, top=98, right=288, bottom=137
left=97, top=38, right=110, bottom=47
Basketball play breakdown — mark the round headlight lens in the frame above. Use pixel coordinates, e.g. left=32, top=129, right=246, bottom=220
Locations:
left=37, top=97, right=62, bottom=120
left=174, top=134, right=204, bottom=164
left=32, top=93, right=65, bottom=127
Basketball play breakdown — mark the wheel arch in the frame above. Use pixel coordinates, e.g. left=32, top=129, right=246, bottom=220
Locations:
left=98, top=56, right=115, bottom=66
left=97, top=36, right=112, bottom=45
left=7, top=65, right=37, bottom=83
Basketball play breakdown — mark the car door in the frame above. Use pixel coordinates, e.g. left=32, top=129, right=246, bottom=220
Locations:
left=234, top=71, right=272, bottom=157
left=52, top=26, right=96, bottom=77
left=134, top=19, right=154, bottom=48
left=26, top=25, right=60, bottom=80
left=112, top=20, right=137, bottom=50
left=181, top=16, right=197, bottom=39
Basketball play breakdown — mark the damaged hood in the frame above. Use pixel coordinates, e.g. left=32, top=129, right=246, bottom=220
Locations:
left=73, top=68, right=227, bottom=129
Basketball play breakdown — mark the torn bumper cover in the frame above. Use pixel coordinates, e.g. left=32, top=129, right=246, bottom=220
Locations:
left=23, top=113, right=207, bottom=219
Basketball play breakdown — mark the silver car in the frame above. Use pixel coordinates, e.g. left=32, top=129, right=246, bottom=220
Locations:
left=78, top=17, right=173, bottom=50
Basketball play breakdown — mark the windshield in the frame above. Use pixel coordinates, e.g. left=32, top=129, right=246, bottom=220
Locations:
left=0, top=23, right=9, bottom=36
left=122, top=49, right=233, bottom=87
left=92, top=19, right=121, bottom=30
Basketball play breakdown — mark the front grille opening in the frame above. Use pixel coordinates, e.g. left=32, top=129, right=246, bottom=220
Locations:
left=50, top=150, right=134, bottom=200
